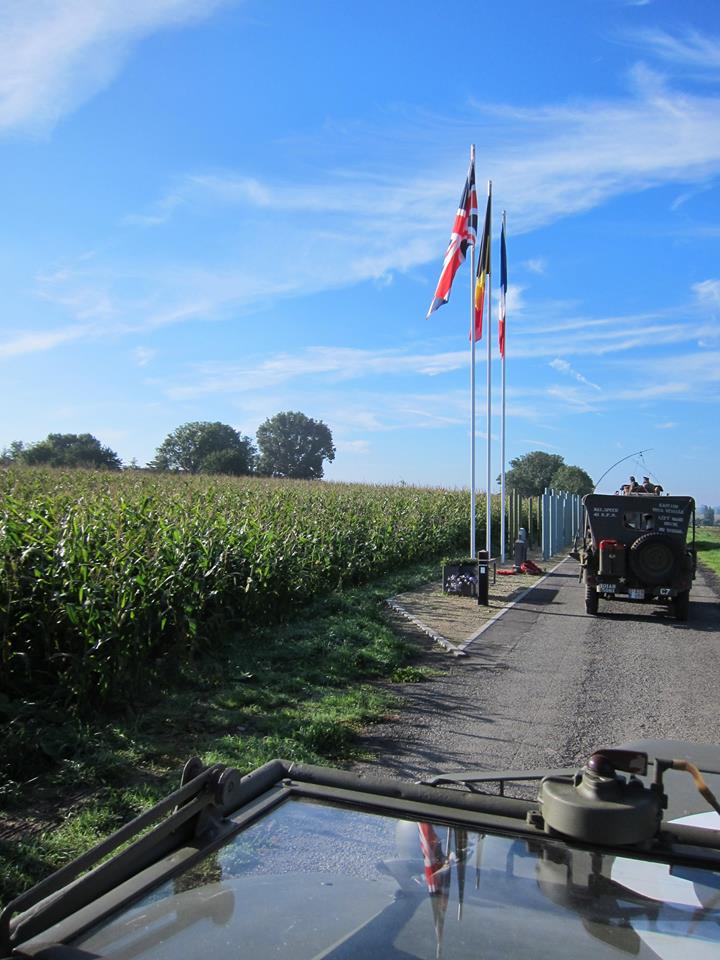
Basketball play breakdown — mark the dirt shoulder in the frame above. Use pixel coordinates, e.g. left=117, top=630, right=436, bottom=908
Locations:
left=387, top=552, right=567, bottom=653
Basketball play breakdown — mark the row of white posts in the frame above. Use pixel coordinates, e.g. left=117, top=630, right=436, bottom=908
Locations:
left=541, top=489, right=583, bottom=560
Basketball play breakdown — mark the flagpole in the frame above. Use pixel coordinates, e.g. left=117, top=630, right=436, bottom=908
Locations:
left=469, top=145, right=476, bottom=559
left=500, top=210, right=507, bottom=563
left=485, top=180, right=492, bottom=556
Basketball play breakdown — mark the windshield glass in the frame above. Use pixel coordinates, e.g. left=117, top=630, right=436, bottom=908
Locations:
left=73, top=797, right=720, bottom=959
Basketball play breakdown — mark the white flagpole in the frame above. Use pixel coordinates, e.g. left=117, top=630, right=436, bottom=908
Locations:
left=500, top=210, right=507, bottom=563
left=469, top=145, right=476, bottom=559
left=485, top=180, right=492, bottom=556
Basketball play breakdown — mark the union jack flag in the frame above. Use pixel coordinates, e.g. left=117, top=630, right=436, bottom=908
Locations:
left=426, top=159, right=478, bottom=318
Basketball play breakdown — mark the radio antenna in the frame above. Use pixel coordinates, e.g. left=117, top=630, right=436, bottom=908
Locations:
left=593, top=449, right=654, bottom=492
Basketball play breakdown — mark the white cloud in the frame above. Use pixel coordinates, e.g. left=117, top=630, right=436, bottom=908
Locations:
left=518, top=438, right=563, bottom=451
left=667, top=185, right=713, bottom=211
left=122, top=190, right=187, bottom=226
left=616, top=382, right=689, bottom=400
left=504, top=284, right=525, bottom=315
left=631, top=28, right=720, bottom=71
left=656, top=421, right=676, bottom=429
left=524, top=258, right=546, bottom=275
left=17, top=43, right=720, bottom=364
left=636, top=350, right=720, bottom=383
left=0, top=324, right=89, bottom=357
left=549, top=357, right=601, bottom=390
left=336, top=439, right=371, bottom=454
left=0, top=0, right=231, bottom=135
left=133, top=346, right=156, bottom=366
left=546, top=384, right=600, bottom=412
left=161, top=346, right=470, bottom=398
left=105, top=66, right=720, bottom=327
left=693, top=279, right=720, bottom=305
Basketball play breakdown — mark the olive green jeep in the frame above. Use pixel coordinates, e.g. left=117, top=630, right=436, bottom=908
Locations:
left=575, top=493, right=696, bottom=620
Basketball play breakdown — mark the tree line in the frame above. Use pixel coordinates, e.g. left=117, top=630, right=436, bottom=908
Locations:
left=1, top=411, right=336, bottom=481
left=2, top=422, right=593, bottom=494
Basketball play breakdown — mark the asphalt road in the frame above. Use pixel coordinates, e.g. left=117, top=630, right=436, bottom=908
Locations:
left=355, top=559, right=720, bottom=781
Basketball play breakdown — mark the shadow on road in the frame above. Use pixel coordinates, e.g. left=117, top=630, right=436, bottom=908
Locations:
left=592, top=606, right=718, bottom=630
left=497, top=586, right=718, bottom=630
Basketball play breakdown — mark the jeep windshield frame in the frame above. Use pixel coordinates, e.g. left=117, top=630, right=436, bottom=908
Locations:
left=4, top=747, right=720, bottom=959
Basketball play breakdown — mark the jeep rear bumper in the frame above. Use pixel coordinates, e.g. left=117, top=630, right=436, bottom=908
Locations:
left=591, top=579, right=691, bottom=600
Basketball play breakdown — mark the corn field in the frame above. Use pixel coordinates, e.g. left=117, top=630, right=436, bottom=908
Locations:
left=1, top=469, right=475, bottom=705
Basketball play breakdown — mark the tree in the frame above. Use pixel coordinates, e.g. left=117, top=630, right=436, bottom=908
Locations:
left=256, top=411, right=335, bottom=479
left=199, top=448, right=255, bottom=476
left=504, top=451, right=564, bottom=496
left=151, top=421, right=255, bottom=474
left=0, top=441, right=25, bottom=466
left=19, top=434, right=121, bottom=470
left=550, top=464, right=594, bottom=496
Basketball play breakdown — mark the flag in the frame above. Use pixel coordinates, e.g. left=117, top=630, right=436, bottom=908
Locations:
left=473, top=194, right=491, bottom=340
left=417, top=822, right=451, bottom=960
left=499, top=216, right=507, bottom=358
left=426, top=159, right=478, bottom=318
left=418, top=822, right=445, bottom=893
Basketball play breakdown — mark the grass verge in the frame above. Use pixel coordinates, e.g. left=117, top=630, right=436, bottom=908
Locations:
left=0, top=556, right=445, bottom=909
left=696, top=526, right=720, bottom=579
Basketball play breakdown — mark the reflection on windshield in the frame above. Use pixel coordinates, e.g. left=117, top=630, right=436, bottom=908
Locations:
left=73, top=798, right=720, bottom=959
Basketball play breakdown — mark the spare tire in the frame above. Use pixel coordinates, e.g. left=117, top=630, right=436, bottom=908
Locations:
left=629, top=533, right=683, bottom=585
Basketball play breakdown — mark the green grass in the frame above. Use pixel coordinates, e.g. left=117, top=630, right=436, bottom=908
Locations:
left=0, top=556, right=444, bottom=909
left=696, top=525, right=720, bottom=578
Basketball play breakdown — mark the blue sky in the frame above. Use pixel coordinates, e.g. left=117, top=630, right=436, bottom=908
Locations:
left=1, top=0, right=719, bottom=505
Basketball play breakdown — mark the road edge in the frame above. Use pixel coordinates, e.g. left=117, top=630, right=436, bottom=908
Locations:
left=457, top=555, right=574, bottom=652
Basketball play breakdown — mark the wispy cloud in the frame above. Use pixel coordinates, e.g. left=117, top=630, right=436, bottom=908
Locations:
left=546, top=384, right=600, bottom=413
left=0, top=0, right=232, bottom=135
left=129, top=65, right=720, bottom=243
left=161, top=346, right=469, bottom=398
left=0, top=324, right=90, bottom=357
left=549, top=357, right=601, bottom=390
left=631, top=28, right=720, bottom=71
left=108, top=66, right=720, bottom=325
left=133, top=346, right=156, bottom=366
left=525, top=258, right=546, bottom=275
left=636, top=350, right=720, bottom=383
left=27, top=251, right=720, bottom=376
left=16, top=38, right=720, bottom=363
left=505, top=284, right=525, bottom=314
left=693, top=279, right=720, bottom=305
left=336, top=439, right=371, bottom=454
left=122, top=189, right=188, bottom=227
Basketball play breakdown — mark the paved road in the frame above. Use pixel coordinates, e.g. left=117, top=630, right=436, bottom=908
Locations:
left=354, top=559, right=720, bottom=781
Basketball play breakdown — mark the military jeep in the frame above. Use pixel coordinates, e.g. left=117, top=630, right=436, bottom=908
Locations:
left=577, top=493, right=696, bottom=620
